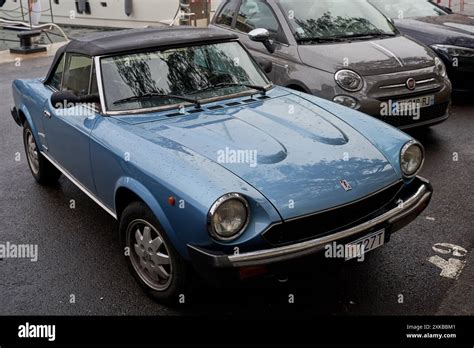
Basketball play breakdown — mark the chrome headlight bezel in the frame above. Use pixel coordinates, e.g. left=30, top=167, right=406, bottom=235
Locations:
left=335, top=69, right=364, bottom=92
left=431, top=44, right=474, bottom=58
left=400, top=140, right=425, bottom=178
left=433, top=56, right=448, bottom=77
left=207, top=193, right=250, bottom=241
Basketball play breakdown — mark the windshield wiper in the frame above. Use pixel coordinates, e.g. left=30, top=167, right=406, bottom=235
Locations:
left=298, top=32, right=396, bottom=43
left=189, top=82, right=270, bottom=96
left=113, top=93, right=201, bottom=108
left=297, top=37, right=348, bottom=43
left=331, top=32, right=396, bottom=40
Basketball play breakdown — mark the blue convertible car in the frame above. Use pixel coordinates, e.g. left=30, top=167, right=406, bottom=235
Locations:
left=11, top=27, right=432, bottom=302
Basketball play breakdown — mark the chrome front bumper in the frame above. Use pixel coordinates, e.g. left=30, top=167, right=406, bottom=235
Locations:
left=188, top=177, right=433, bottom=268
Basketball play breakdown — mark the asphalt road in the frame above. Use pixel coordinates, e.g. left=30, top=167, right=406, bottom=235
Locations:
left=0, top=57, right=472, bottom=316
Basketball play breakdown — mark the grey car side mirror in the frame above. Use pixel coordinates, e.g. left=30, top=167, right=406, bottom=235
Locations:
left=255, top=57, right=273, bottom=74
left=249, top=28, right=275, bottom=54
left=440, top=5, right=453, bottom=13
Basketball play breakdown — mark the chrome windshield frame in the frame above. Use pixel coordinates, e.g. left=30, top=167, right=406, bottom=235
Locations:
left=93, top=41, right=273, bottom=116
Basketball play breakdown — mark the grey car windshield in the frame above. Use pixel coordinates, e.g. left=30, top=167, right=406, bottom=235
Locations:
left=100, top=41, right=270, bottom=112
left=369, top=0, right=448, bottom=19
left=276, top=0, right=397, bottom=40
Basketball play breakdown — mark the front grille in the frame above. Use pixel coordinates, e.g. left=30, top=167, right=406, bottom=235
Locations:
left=379, top=78, right=438, bottom=92
left=262, top=181, right=404, bottom=246
left=375, top=102, right=449, bottom=128
left=376, top=87, right=442, bottom=101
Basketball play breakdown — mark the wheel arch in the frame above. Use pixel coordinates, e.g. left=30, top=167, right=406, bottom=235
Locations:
left=114, top=177, right=187, bottom=257
left=18, top=106, right=41, bottom=145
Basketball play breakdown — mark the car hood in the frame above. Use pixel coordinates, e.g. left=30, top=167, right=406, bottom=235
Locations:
left=297, top=36, right=435, bottom=76
left=120, top=91, right=400, bottom=220
left=394, top=14, right=474, bottom=48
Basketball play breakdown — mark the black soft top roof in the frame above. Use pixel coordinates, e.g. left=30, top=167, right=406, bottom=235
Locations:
left=65, top=26, right=238, bottom=56
left=45, top=26, right=238, bottom=82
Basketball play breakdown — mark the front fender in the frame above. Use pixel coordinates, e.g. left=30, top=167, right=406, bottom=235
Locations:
left=113, top=177, right=189, bottom=257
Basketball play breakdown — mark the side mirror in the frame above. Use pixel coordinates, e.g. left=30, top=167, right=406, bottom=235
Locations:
left=255, top=57, right=273, bottom=74
left=441, top=6, right=453, bottom=14
left=249, top=28, right=275, bottom=54
left=51, top=90, right=100, bottom=109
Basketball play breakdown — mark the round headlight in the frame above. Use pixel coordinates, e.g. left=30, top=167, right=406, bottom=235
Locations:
left=335, top=69, right=364, bottom=92
left=431, top=44, right=474, bottom=58
left=400, top=140, right=424, bottom=178
left=434, top=57, right=447, bottom=77
left=208, top=193, right=250, bottom=241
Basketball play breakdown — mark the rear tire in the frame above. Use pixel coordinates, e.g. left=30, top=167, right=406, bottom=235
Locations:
left=120, top=201, right=190, bottom=304
left=23, top=122, right=61, bottom=185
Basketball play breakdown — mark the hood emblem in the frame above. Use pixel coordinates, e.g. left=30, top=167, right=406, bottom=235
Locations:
left=340, top=179, right=352, bottom=192
left=406, top=78, right=416, bottom=91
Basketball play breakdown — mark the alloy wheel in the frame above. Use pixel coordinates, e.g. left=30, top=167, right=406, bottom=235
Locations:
left=127, top=219, right=173, bottom=291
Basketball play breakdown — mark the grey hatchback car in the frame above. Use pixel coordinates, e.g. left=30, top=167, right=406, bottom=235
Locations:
left=211, top=0, right=452, bottom=129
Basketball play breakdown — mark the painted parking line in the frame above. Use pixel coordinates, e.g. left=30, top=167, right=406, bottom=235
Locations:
left=428, top=243, right=468, bottom=280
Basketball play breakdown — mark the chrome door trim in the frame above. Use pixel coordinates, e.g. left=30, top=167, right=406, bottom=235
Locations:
left=40, top=151, right=117, bottom=219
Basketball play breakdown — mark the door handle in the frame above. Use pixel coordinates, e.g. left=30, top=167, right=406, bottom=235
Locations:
left=44, top=110, right=51, bottom=118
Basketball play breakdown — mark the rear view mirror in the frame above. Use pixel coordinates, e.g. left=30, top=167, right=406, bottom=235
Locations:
left=51, top=91, right=100, bottom=109
left=249, top=28, right=275, bottom=54
left=441, top=6, right=453, bottom=14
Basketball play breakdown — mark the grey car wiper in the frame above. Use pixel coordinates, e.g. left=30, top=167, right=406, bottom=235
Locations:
left=297, top=37, right=348, bottom=43
left=113, top=93, right=201, bottom=108
left=332, top=32, right=397, bottom=40
left=299, top=32, right=396, bottom=43
left=189, top=82, right=270, bottom=95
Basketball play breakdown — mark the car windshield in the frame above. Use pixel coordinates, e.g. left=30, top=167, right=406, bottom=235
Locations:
left=276, top=0, right=397, bottom=42
left=369, top=0, right=448, bottom=19
left=100, top=41, right=270, bottom=112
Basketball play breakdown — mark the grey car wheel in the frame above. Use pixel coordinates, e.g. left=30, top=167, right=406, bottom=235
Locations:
left=127, top=219, right=173, bottom=291
left=22, top=122, right=61, bottom=185
left=25, top=129, right=40, bottom=175
left=120, top=201, right=190, bottom=303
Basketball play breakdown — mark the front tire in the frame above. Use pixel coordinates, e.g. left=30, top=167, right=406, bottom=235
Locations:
left=120, top=202, right=190, bottom=304
left=23, top=122, right=61, bottom=185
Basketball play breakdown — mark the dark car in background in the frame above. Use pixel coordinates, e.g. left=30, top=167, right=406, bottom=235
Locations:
left=211, top=0, right=452, bottom=129
left=370, top=0, right=474, bottom=93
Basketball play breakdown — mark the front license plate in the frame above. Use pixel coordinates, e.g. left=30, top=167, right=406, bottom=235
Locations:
left=395, top=95, right=435, bottom=109
left=345, top=229, right=385, bottom=261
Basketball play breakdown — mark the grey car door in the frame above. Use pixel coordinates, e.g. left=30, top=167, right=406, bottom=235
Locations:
left=216, top=0, right=295, bottom=86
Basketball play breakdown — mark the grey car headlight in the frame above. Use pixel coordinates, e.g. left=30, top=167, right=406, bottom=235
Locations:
left=335, top=69, right=364, bottom=92
left=433, top=57, right=448, bottom=77
left=431, top=44, right=474, bottom=58
left=400, top=140, right=425, bottom=178
left=208, top=193, right=250, bottom=241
